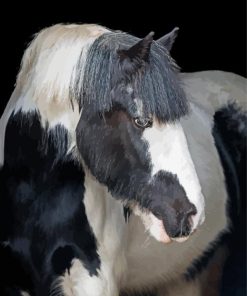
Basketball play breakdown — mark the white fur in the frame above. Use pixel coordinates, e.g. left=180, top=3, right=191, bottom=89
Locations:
left=82, top=168, right=128, bottom=295
left=51, top=258, right=108, bottom=296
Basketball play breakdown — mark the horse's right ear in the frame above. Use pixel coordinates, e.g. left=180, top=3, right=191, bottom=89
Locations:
left=157, top=27, right=179, bottom=52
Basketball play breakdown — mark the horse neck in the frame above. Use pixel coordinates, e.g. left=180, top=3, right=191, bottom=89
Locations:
left=83, top=167, right=128, bottom=283
left=83, top=167, right=127, bottom=248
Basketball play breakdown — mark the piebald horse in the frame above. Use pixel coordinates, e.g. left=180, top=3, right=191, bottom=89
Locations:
left=0, top=24, right=246, bottom=296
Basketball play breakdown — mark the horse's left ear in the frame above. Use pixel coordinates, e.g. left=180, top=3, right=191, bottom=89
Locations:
left=157, top=27, right=179, bottom=52
left=118, top=31, right=154, bottom=63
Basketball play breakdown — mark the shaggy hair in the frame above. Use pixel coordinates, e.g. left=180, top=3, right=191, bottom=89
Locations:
left=73, top=32, right=189, bottom=122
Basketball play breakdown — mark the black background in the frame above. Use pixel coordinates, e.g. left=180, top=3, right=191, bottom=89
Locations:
left=0, top=1, right=246, bottom=115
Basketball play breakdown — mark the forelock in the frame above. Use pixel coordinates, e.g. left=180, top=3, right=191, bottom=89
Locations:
left=74, top=32, right=189, bottom=122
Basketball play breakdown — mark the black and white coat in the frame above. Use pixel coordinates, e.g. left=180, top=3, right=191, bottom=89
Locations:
left=0, top=24, right=246, bottom=296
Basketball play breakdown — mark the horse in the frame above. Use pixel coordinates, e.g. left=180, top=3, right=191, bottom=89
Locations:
left=0, top=23, right=246, bottom=296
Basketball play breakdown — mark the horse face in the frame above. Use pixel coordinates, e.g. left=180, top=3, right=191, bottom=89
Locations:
left=76, top=31, right=205, bottom=243
left=76, top=98, right=204, bottom=243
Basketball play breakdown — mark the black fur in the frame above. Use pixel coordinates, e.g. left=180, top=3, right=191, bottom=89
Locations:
left=0, top=111, right=100, bottom=294
left=185, top=102, right=247, bottom=295
left=214, top=103, right=246, bottom=295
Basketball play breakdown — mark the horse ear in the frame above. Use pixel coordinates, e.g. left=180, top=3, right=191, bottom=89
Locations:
left=118, top=31, right=154, bottom=63
left=157, top=27, right=179, bottom=52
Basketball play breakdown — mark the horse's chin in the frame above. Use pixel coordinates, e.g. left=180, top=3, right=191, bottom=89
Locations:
left=147, top=213, right=171, bottom=244
left=133, top=207, right=191, bottom=244
left=171, top=236, right=190, bottom=243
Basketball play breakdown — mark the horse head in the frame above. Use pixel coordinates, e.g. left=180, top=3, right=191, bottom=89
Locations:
left=74, top=27, right=205, bottom=243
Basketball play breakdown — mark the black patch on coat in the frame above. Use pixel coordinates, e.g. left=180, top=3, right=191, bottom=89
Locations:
left=185, top=102, right=246, bottom=290
left=0, top=111, right=100, bottom=294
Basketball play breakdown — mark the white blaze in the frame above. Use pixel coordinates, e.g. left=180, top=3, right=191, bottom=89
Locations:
left=142, top=120, right=205, bottom=233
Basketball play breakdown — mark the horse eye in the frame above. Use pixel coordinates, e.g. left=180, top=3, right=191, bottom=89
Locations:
left=134, top=117, right=153, bottom=128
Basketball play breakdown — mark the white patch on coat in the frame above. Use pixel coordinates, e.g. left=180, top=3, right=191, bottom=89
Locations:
left=142, top=121, right=205, bottom=233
